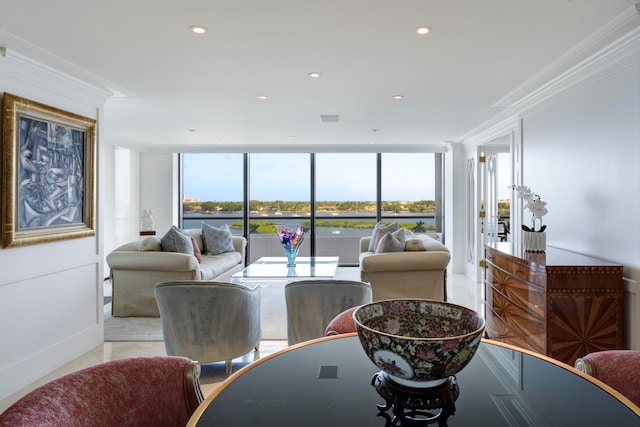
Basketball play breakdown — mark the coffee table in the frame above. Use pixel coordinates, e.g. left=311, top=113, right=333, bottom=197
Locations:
left=230, top=257, right=340, bottom=340
left=231, top=256, right=339, bottom=283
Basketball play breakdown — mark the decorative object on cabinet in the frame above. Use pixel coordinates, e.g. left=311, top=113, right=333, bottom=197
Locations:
left=522, top=230, right=546, bottom=252
left=512, top=185, right=548, bottom=252
left=1, top=93, right=96, bottom=248
left=483, top=243, right=623, bottom=366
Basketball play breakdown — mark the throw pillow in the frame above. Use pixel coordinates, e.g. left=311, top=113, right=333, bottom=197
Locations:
left=201, top=223, right=235, bottom=255
left=367, top=222, right=399, bottom=252
left=191, top=236, right=203, bottom=263
left=161, top=226, right=194, bottom=256
left=160, top=226, right=186, bottom=252
left=373, top=228, right=388, bottom=252
left=375, top=228, right=406, bottom=253
left=174, top=230, right=194, bottom=256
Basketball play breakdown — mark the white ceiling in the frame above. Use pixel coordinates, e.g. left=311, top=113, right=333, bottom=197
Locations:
left=0, top=0, right=637, bottom=152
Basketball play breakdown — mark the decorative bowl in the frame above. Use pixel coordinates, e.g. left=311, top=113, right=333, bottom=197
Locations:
left=353, top=299, right=485, bottom=388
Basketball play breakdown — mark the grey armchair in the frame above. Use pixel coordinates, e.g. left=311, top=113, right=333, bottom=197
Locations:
left=284, top=279, right=372, bottom=345
left=154, top=281, right=262, bottom=376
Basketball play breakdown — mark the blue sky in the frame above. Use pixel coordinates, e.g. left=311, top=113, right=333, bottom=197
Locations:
left=183, top=153, right=437, bottom=202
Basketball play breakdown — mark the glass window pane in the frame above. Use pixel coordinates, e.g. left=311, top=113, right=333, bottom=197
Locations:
left=315, top=153, right=377, bottom=263
left=182, top=153, right=244, bottom=234
left=248, top=153, right=310, bottom=262
left=381, top=153, right=437, bottom=235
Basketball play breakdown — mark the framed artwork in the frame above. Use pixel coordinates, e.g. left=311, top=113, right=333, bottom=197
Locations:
left=1, top=93, right=96, bottom=248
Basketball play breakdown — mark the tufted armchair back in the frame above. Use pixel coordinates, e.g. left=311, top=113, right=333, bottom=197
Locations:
left=0, top=356, right=203, bottom=427
left=575, top=350, right=640, bottom=408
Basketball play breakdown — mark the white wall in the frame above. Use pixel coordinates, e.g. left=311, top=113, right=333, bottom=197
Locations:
left=0, top=48, right=110, bottom=399
left=520, top=49, right=640, bottom=349
left=461, top=23, right=640, bottom=350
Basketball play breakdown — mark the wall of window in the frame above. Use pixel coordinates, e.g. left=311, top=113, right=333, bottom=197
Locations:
left=181, top=152, right=443, bottom=265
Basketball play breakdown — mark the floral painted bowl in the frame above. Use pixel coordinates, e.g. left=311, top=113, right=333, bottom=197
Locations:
left=353, top=299, right=485, bottom=388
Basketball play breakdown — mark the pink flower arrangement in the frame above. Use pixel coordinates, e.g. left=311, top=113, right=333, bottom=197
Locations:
left=276, top=225, right=305, bottom=250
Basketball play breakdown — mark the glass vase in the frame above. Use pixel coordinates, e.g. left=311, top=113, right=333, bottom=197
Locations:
left=282, top=240, right=303, bottom=267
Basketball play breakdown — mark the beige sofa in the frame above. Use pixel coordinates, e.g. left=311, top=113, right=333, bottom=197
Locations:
left=359, top=233, right=450, bottom=301
left=106, top=229, right=247, bottom=317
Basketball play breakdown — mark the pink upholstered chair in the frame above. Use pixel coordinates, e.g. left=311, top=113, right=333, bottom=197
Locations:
left=574, top=350, right=640, bottom=407
left=0, top=356, right=203, bottom=427
left=325, top=305, right=362, bottom=336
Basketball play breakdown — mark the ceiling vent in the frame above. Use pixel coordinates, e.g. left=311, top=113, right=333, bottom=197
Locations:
left=320, top=115, right=339, bottom=122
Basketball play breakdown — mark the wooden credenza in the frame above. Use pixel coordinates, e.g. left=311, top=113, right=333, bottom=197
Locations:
left=484, top=243, right=623, bottom=366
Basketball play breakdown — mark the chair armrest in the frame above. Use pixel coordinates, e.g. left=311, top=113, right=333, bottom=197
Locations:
left=360, top=251, right=451, bottom=273
left=106, top=251, right=200, bottom=272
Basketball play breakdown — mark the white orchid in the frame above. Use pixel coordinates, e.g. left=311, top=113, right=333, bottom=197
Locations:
left=513, top=185, right=547, bottom=232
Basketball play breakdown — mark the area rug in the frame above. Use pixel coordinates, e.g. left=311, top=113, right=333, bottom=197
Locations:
left=104, top=267, right=359, bottom=342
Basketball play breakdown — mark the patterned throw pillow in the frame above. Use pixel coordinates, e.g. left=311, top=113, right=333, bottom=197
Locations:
left=375, top=228, right=406, bottom=253
left=367, top=222, right=399, bottom=252
left=174, top=230, right=194, bottom=256
left=201, top=223, right=235, bottom=255
left=160, top=226, right=194, bottom=256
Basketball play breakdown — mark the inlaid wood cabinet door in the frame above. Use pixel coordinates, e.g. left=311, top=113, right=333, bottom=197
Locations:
left=484, top=244, right=623, bottom=365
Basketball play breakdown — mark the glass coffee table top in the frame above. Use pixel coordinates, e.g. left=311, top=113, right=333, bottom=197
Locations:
left=231, top=256, right=339, bottom=281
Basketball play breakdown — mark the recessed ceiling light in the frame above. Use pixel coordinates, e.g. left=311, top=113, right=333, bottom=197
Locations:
left=308, top=72, right=322, bottom=78
left=257, top=95, right=268, bottom=100
left=393, top=95, right=404, bottom=100
left=189, top=25, right=207, bottom=34
left=416, top=26, right=431, bottom=35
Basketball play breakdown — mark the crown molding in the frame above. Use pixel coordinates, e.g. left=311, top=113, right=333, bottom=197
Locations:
left=0, top=30, right=131, bottom=102
left=493, top=4, right=640, bottom=109
left=458, top=3, right=640, bottom=147
left=121, top=142, right=451, bottom=154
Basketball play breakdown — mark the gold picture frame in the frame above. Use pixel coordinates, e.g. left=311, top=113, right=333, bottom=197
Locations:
left=1, top=93, right=96, bottom=248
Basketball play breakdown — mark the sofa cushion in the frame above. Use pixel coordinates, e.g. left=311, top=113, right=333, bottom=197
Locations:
left=183, top=229, right=204, bottom=251
left=375, top=228, right=406, bottom=253
left=198, top=252, right=243, bottom=279
left=140, top=236, right=162, bottom=251
left=202, top=223, right=235, bottom=255
left=405, top=234, right=448, bottom=252
left=367, top=222, right=399, bottom=252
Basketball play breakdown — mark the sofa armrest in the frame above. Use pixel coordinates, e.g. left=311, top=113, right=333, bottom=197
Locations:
left=106, top=251, right=201, bottom=273
left=360, top=237, right=372, bottom=253
left=232, top=236, right=247, bottom=264
left=360, top=251, right=451, bottom=273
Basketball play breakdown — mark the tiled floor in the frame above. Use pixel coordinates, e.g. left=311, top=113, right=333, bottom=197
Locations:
left=0, top=271, right=482, bottom=413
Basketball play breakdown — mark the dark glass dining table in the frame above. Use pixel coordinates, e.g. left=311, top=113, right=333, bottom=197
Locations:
left=187, top=334, right=639, bottom=426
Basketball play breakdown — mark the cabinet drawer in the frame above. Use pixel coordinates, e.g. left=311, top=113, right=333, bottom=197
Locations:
left=486, top=264, right=545, bottom=319
left=485, top=285, right=545, bottom=351
left=485, top=305, right=544, bottom=354
left=486, top=248, right=546, bottom=287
